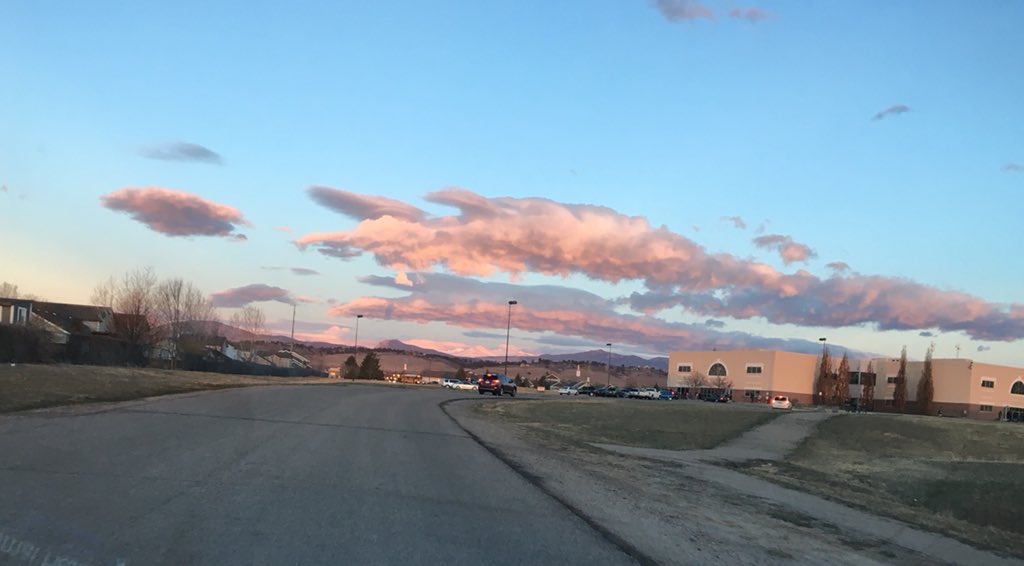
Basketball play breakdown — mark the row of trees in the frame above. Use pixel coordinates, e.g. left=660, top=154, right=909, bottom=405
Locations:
left=815, top=344, right=935, bottom=414
left=683, top=371, right=732, bottom=391
left=341, top=352, right=384, bottom=380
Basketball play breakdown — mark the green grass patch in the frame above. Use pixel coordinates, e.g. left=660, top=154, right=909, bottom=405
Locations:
left=741, top=413, right=1024, bottom=558
left=0, top=363, right=334, bottom=413
left=474, top=399, right=779, bottom=450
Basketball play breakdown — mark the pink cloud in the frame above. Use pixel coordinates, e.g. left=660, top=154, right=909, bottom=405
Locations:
left=404, top=338, right=533, bottom=359
left=265, top=319, right=351, bottom=344
left=300, top=188, right=1024, bottom=342
left=276, top=225, right=294, bottom=233
left=308, top=186, right=425, bottom=221
left=752, top=234, right=816, bottom=264
left=654, top=0, right=714, bottom=22
left=728, top=7, right=772, bottom=22
left=101, top=187, right=249, bottom=238
left=210, top=283, right=299, bottom=308
left=328, top=273, right=847, bottom=356
left=826, top=261, right=851, bottom=273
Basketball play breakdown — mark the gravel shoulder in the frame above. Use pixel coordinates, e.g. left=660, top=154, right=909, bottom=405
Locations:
left=447, top=400, right=1018, bottom=565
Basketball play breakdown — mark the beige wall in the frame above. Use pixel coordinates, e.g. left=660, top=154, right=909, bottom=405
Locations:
left=668, top=350, right=820, bottom=402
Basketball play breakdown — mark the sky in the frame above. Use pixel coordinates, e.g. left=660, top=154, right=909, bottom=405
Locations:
left=2, top=0, right=1023, bottom=366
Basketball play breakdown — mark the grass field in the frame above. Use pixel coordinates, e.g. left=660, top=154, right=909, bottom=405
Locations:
left=741, top=413, right=1024, bottom=558
left=474, top=398, right=779, bottom=450
left=0, top=363, right=333, bottom=413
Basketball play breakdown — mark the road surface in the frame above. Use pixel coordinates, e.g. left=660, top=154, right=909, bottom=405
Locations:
left=0, top=385, right=635, bottom=565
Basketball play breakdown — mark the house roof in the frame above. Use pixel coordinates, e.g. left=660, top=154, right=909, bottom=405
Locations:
left=31, top=301, right=113, bottom=334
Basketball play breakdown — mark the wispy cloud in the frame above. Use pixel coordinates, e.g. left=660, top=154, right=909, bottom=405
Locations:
left=291, top=267, right=320, bottom=276
left=1004, top=162, right=1024, bottom=173
left=872, top=104, right=910, bottom=121
left=210, top=283, right=300, bottom=308
left=0, top=184, right=7, bottom=193
left=919, top=331, right=935, bottom=337
left=308, top=186, right=425, bottom=221
left=826, top=261, right=851, bottom=273
left=101, top=187, right=249, bottom=238
left=300, top=188, right=1024, bottom=342
left=977, top=345, right=991, bottom=352
left=728, top=7, right=772, bottom=22
left=653, top=0, right=713, bottom=22
left=328, top=273, right=853, bottom=356
left=721, top=216, right=747, bottom=230
left=752, top=234, right=816, bottom=264
left=704, top=319, right=726, bottom=329
left=140, top=142, right=223, bottom=164
left=275, top=225, right=294, bottom=233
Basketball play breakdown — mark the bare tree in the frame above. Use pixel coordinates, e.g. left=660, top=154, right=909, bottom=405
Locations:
left=917, top=345, right=935, bottom=415
left=90, top=268, right=158, bottom=364
left=893, top=346, right=908, bottom=412
left=686, top=371, right=709, bottom=391
left=1, top=281, right=43, bottom=301
left=230, top=305, right=265, bottom=362
left=153, top=278, right=217, bottom=368
left=90, top=276, right=118, bottom=307
left=711, top=375, right=732, bottom=391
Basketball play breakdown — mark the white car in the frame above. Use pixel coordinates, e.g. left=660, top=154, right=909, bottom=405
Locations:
left=637, top=388, right=660, bottom=399
left=559, top=386, right=579, bottom=396
left=770, top=395, right=793, bottom=410
left=452, top=380, right=477, bottom=391
left=442, top=378, right=459, bottom=388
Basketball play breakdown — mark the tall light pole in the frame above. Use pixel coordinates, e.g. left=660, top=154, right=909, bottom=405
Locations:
left=504, top=300, right=517, bottom=377
left=818, top=337, right=827, bottom=404
left=354, top=314, right=364, bottom=352
left=606, top=343, right=612, bottom=387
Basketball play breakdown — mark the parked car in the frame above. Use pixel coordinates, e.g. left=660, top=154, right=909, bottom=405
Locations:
left=452, top=380, right=477, bottom=391
left=637, top=388, right=659, bottom=399
left=658, top=389, right=674, bottom=400
left=477, top=373, right=517, bottom=397
left=559, top=386, right=579, bottom=396
left=595, top=386, right=617, bottom=397
left=577, top=385, right=596, bottom=396
left=442, top=377, right=459, bottom=388
left=620, top=387, right=639, bottom=398
left=770, top=395, right=793, bottom=410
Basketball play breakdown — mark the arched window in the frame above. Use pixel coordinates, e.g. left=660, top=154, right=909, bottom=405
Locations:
left=1011, top=381, right=1024, bottom=395
left=709, top=363, right=727, bottom=377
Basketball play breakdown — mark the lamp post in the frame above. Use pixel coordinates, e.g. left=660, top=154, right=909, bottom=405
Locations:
left=504, top=300, right=517, bottom=377
left=354, top=314, right=364, bottom=352
left=818, top=337, right=827, bottom=404
left=606, top=343, right=612, bottom=387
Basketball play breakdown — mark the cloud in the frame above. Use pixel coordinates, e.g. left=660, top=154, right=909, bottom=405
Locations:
left=231, top=234, right=248, bottom=243
left=872, top=105, right=910, bottom=121
left=1004, top=162, right=1024, bottom=173
left=101, top=187, right=249, bottom=238
left=291, top=267, right=320, bottom=276
left=275, top=225, right=294, bottom=233
left=918, top=331, right=935, bottom=337
left=704, top=319, right=726, bottom=329
left=0, top=184, right=7, bottom=193
left=300, top=188, right=1024, bottom=342
left=327, top=272, right=854, bottom=356
left=307, top=186, right=425, bottom=221
left=729, top=7, right=772, bottom=22
left=977, top=345, right=991, bottom=352
left=653, top=0, right=713, bottom=22
left=463, top=330, right=508, bottom=340
left=404, top=338, right=533, bottom=359
left=395, top=271, right=414, bottom=286
left=752, top=234, right=816, bottom=264
left=210, top=284, right=300, bottom=308
left=264, top=319, right=352, bottom=345
left=140, top=142, right=223, bottom=164
left=722, top=216, right=747, bottom=230
left=826, top=261, right=851, bottom=273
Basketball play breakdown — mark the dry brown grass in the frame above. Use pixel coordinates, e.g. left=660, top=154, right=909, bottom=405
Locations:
left=741, top=413, right=1024, bottom=558
left=0, top=363, right=334, bottom=413
left=474, top=398, right=779, bottom=450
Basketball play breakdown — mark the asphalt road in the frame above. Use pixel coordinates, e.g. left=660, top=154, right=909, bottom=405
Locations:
left=0, top=385, right=635, bottom=566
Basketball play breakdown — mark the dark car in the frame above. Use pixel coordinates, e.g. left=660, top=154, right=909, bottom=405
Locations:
left=619, top=387, right=639, bottom=398
left=577, top=385, right=597, bottom=396
left=595, top=386, right=617, bottom=397
left=477, top=373, right=517, bottom=397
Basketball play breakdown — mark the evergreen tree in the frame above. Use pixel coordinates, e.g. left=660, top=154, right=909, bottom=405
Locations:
left=917, top=345, right=935, bottom=415
left=343, top=355, right=359, bottom=380
left=815, top=346, right=831, bottom=405
left=359, top=351, right=384, bottom=380
left=893, top=346, right=908, bottom=412
left=834, top=352, right=851, bottom=407
left=455, top=367, right=467, bottom=381
left=861, top=360, right=875, bottom=410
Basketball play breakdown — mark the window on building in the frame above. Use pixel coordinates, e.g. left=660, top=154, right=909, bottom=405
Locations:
left=14, top=307, right=27, bottom=324
left=980, top=405, right=993, bottom=412
left=709, top=363, right=727, bottom=377
left=981, top=380, right=995, bottom=389
left=848, top=373, right=860, bottom=385
left=887, top=376, right=898, bottom=384
left=1012, top=381, right=1024, bottom=395
left=677, top=364, right=692, bottom=373
left=745, top=365, right=763, bottom=374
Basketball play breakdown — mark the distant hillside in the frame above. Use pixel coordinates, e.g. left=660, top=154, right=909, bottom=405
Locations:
left=375, top=339, right=453, bottom=358
left=534, top=350, right=669, bottom=371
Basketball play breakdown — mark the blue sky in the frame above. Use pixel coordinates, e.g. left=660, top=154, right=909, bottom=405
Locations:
left=3, top=1, right=1023, bottom=365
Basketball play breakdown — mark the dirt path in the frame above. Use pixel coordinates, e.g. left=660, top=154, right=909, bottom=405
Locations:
left=448, top=402, right=1020, bottom=565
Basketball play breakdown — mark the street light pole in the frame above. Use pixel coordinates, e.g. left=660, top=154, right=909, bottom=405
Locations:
left=819, top=337, right=827, bottom=404
left=606, top=343, right=612, bottom=387
left=351, top=314, right=364, bottom=381
left=504, top=300, right=517, bottom=377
